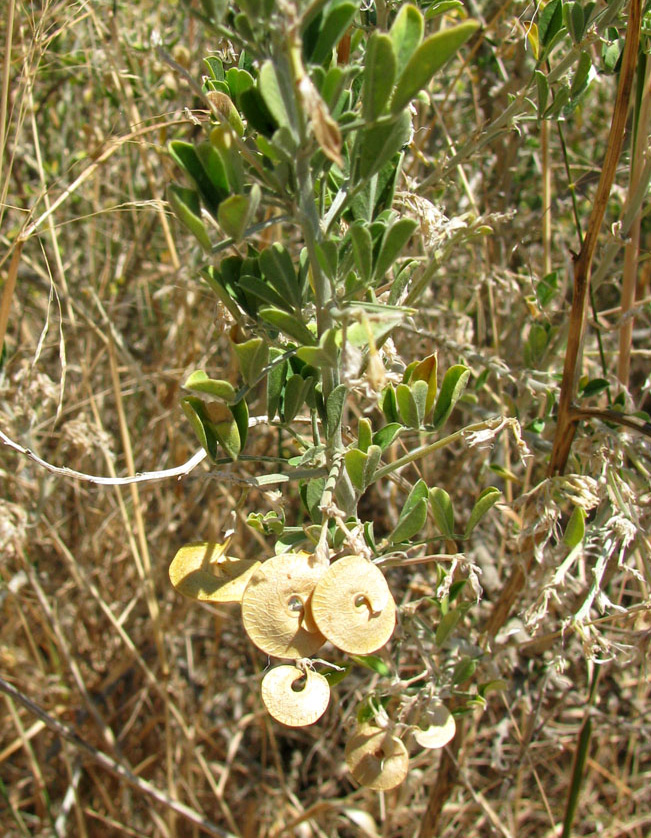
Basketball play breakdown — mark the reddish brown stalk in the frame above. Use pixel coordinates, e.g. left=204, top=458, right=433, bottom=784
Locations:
left=548, top=0, right=642, bottom=476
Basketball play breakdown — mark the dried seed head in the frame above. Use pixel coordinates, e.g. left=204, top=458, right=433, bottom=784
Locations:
left=412, top=703, right=456, bottom=749
left=261, top=665, right=330, bottom=727
left=241, top=552, right=326, bottom=658
left=345, top=724, right=409, bottom=790
left=169, top=542, right=260, bottom=603
left=310, top=555, right=396, bottom=655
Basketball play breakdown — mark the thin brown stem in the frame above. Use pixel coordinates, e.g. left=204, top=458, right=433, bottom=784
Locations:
left=548, top=0, right=642, bottom=476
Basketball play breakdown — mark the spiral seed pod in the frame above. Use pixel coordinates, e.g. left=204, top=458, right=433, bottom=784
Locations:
left=345, top=724, right=409, bottom=791
left=241, top=552, right=326, bottom=658
left=412, top=703, right=456, bottom=749
left=261, top=665, right=330, bottom=727
left=169, top=542, right=260, bottom=603
left=310, top=555, right=396, bottom=655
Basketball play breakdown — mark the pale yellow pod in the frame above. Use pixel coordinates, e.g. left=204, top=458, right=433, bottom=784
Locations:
left=169, top=542, right=260, bottom=603
left=310, top=555, right=396, bottom=655
left=261, top=665, right=330, bottom=727
left=345, top=724, right=409, bottom=791
left=412, top=703, right=456, bottom=749
left=241, top=552, right=327, bottom=658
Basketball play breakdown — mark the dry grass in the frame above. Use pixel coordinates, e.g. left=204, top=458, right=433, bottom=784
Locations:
left=1, top=1, right=650, bottom=836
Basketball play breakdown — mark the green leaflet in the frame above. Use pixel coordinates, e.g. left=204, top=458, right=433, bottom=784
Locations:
left=184, top=371, right=237, bottom=403
left=464, top=487, right=501, bottom=538
left=430, top=487, right=454, bottom=538
left=358, top=110, right=412, bottom=181
left=389, top=3, right=424, bottom=77
left=362, top=32, right=397, bottom=121
left=232, top=337, right=269, bottom=386
left=390, top=21, right=479, bottom=114
left=431, top=364, right=470, bottom=428
left=167, top=186, right=212, bottom=252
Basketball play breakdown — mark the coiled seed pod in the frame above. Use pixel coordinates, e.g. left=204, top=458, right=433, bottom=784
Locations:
left=345, top=724, right=409, bottom=790
left=261, top=665, right=330, bottom=726
left=310, top=555, right=396, bottom=655
left=241, top=552, right=326, bottom=658
left=169, top=542, right=260, bottom=603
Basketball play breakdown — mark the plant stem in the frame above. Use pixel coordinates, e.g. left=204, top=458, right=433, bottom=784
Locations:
left=374, top=418, right=503, bottom=481
left=548, top=0, right=642, bottom=476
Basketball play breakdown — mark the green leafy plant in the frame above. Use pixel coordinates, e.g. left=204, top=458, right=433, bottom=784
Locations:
left=165, top=0, right=500, bottom=790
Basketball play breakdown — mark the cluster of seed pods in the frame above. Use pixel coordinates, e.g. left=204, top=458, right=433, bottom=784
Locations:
left=169, top=545, right=455, bottom=789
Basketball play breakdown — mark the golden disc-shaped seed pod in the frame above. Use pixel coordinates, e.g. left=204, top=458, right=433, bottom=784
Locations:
left=241, top=552, right=327, bottom=658
left=345, top=724, right=410, bottom=791
left=311, top=555, right=396, bottom=655
left=413, top=703, right=456, bottom=749
left=261, top=665, right=330, bottom=727
left=169, top=542, right=260, bottom=603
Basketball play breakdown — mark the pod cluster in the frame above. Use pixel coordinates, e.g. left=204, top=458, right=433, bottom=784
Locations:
left=169, top=546, right=454, bottom=789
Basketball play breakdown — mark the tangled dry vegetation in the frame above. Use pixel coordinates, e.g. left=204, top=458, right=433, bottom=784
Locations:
left=1, top=1, right=650, bottom=836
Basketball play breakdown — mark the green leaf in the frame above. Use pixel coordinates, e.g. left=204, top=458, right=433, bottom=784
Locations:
left=409, top=354, right=437, bottom=416
left=267, top=347, right=288, bottom=420
left=535, top=69, right=549, bottom=117
left=213, top=416, right=242, bottom=460
left=431, top=364, right=470, bottom=428
left=430, top=487, right=454, bottom=538
left=464, top=487, right=501, bottom=538
left=167, top=186, right=212, bottom=252
left=183, top=371, right=237, bottom=403
left=396, top=383, right=419, bottom=428
left=570, top=50, right=592, bottom=100
left=390, top=21, right=479, bottom=114
left=435, top=608, right=461, bottom=646
left=524, top=322, right=550, bottom=367
left=308, top=1, right=359, bottom=65
left=390, top=496, right=428, bottom=543
left=345, top=444, right=382, bottom=492
left=322, top=663, right=351, bottom=687
left=452, top=656, right=477, bottom=685
left=305, top=476, right=325, bottom=522
left=373, top=217, right=418, bottom=282
left=217, top=183, right=261, bottom=241
left=210, top=124, right=244, bottom=191
left=282, top=373, right=311, bottom=423
left=181, top=396, right=218, bottom=461
left=225, top=66, right=254, bottom=107
left=238, top=274, right=291, bottom=313
left=565, top=2, right=585, bottom=43
left=232, top=337, right=268, bottom=386
left=169, top=140, right=226, bottom=214
left=239, top=85, right=277, bottom=136
left=350, top=654, right=391, bottom=676
left=296, top=327, right=339, bottom=368
left=372, top=422, right=401, bottom=451
left=538, top=0, right=564, bottom=49
left=389, top=3, right=424, bottom=77
left=362, top=32, right=397, bottom=121
left=563, top=505, right=586, bottom=548
left=259, top=243, right=301, bottom=311
left=230, top=398, right=249, bottom=451
left=349, top=222, right=373, bottom=284
left=358, top=417, right=373, bottom=452
left=411, top=380, right=428, bottom=426
left=326, top=384, right=348, bottom=438
left=390, top=479, right=428, bottom=543
left=359, top=110, right=412, bottom=180
left=536, top=270, right=558, bottom=307
left=381, top=385, right=399, bottom=423
left=195, top=139, right=231, bottom=195
left=259, top=307, right=317, bottom=345
left=258, top=60, right=290, bottom=129
left=201, top=266, right=245, bottom=323
left=580, top=377, right=609, bottom=398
